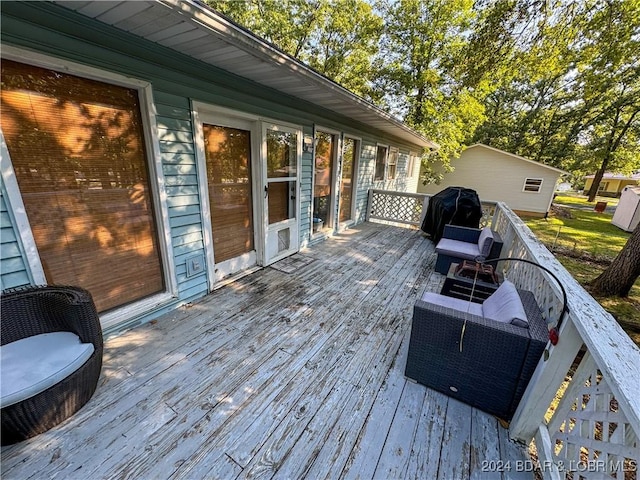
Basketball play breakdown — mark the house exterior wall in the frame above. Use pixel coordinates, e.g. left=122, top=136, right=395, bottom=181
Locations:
left=417, top=146, right=561, bottom=216
left=584, top=177, right=639, bottom=196
left=0, top=184, right=32, bottom=290
left=0, top=2, right=422, bottom=333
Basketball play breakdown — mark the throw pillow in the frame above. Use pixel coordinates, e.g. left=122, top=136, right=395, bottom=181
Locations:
left=477, top=227, right=494, bottom=257
left=482, top=279, right=529, bottom=327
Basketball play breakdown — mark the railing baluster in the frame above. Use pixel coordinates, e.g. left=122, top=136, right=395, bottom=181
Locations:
left=366, top=189, right=640, bottom=479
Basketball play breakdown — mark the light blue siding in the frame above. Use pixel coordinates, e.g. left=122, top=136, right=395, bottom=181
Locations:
left=356, top=142, right=377, bottom=224
left=0, top=1, right=425, bottom=332
left=0, top=184, right=31, bottom=290
left=154, top=91, right=208, bottom=300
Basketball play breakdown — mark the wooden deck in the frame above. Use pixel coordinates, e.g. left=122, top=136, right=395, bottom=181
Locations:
left=1, top=223, right=531, bottom=480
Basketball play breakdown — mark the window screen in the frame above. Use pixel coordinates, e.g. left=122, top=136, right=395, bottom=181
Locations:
left=375, top=145, right=387, bottom=181
left=1, top=60, right=164, bottom=313
left=388, top=148, right=398, bottom=180
left=523, top=178, right=543, bottom=193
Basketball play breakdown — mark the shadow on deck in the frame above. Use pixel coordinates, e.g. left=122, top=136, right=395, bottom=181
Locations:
left=1, top=222, right=531, bottom=479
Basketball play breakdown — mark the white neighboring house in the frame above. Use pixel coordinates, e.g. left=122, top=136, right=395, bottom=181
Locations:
left=417, top=144, right=567, bottom=217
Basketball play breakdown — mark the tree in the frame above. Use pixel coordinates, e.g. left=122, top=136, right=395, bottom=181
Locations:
left=373, top=0, right=484, bottom=170
left=204, top=0, right=383, bottom=97
left=591, top=222, right=640, bottom=297
left=300, top=0, right=383, bottom=98
left=579, top=0, right=640, bottom=201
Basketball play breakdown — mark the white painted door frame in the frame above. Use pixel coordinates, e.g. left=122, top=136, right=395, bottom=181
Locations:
left=260, top=122, right=302, bottom=265
left=193, top=106, right=260, bottom=289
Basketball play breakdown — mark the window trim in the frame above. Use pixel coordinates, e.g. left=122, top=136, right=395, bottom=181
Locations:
left=409, top=151, right=420, bottom=178
left=0, top=45, right=178, bottom=329
left=374, top=144, right=389, bottom=182
left=523, top=177, right=544, bottom=193
left=339, top=134, right=362, bottom=226
left=387, top=147, right=399, bottom=180
left=311, top=126, right=341, bottom=237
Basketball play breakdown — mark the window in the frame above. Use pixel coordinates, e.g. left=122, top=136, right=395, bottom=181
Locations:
left=1, top=59, right=165, bottom=313
left=374, top=145, right=388, bottom=181
left=339, top=137, right=359, bottom=223
left=267, top=128, right=298, bottom=225
left=523, top=178, right=543, bottom=193
left=409, top=152, right=420, bottom=177
left=313, top=130, right=337, bottom=232
left=388, top=148, right=398, bottom=180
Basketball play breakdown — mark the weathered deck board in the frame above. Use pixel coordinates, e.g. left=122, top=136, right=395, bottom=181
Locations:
left=1, top=223, right=532, bottom=480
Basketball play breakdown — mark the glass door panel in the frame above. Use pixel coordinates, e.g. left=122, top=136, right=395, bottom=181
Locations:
left=313, top=131, right=336, bottom=233
left=263, top=125, right=300, bottom=264
left=268, top=180, right=296, bottom=225
left=339, top=137, right=357, bottom=223
left=1, top=59, right=165, bottom=313
left=202, top=123, right=255, bottom=279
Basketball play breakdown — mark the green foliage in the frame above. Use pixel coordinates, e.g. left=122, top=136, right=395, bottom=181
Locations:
left=473, top=0, right=640, bottom=180
left=205, top=0, right=383, bottom=97
left=206, top=0, right=640, bottom=186
left=374, top=0, right=482, bottom=166
left=524, top=196, right=639, bottom=343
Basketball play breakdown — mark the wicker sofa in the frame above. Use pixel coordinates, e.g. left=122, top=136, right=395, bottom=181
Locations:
left=434, top=224, right=504, bottom=274
left=404, top=281, right=548, bottom=420
left=1, top=285, right=103, bottom=445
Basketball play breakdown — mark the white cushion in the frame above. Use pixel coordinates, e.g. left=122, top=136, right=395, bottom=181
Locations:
left=421, top=292, right=484, bottom=317
left=435, top=238, right=482, bottom=259
left=0, top=332, right=95, bottom=408
left=482, top=280, right=529, bottom=327
left=477, top=227, right=494, bottom=257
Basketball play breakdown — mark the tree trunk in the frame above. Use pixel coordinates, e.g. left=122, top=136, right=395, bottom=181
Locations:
left=591, top=222, right=640, bottom=297
left=587, top=164, right=607, bottom=202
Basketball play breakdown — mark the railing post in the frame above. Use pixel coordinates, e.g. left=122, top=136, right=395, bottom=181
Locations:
left=509, top=317, right=584, bottom=441
left=366, top=189, right=374, bottom=222
left=419, top=196, right=429, bottom=226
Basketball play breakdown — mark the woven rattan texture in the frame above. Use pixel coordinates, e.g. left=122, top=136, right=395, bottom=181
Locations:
left=1, top=285, right=103, bottom=445
left=405, top=289, right=547, bottom=420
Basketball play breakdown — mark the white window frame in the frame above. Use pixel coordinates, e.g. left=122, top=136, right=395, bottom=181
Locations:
left=0, top=45, right=178, bottom=330
left=523, top=177, right=544, bottom=193
left=387, top=147, right=399, bottom=180
left=192, top=102, right=303, bottom=270
left=409, top=151, right=420, bottom=178
left=339, top=134, right=361, bottom=226
left=192, top=105, right=260, bottom=289
left=374, top=144, right=389, bottom=182
left=311, top=126, right=341, bottom=237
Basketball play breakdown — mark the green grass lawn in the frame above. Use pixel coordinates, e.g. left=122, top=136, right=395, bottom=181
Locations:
left=522, top=194, right=640, bottom=345
left=551, top=192, right=620, bottom=209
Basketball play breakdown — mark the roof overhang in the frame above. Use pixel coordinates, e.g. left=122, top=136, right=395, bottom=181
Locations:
left=53, top=0, right=437, bottom=150
left=465, top=144, right=568, bottom=175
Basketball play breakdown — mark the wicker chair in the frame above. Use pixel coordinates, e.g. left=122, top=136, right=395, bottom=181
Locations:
left=434, top=224, right=504, bottom=274
left=404, top=286, right=548, bottom=420
left=1, top=285, right=103, bottom=445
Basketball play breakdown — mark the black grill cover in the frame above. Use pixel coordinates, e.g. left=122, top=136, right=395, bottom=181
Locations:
left=421, top=187, right=482, bottom=242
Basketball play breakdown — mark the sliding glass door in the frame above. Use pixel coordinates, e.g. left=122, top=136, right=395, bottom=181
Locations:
left=339, top=137, right=358, bottom=224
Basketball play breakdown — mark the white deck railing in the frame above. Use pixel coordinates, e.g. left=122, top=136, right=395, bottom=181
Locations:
left=366, top=189, right=496, bottom=228
left=367, top=189, right=640, bottom=479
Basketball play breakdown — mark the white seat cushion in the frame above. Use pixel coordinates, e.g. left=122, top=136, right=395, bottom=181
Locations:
left=421, top=291, right=484, bottom=317
left=0, top=332, right=95, bottom=408
left=435, top=238, right=482, bottom=259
